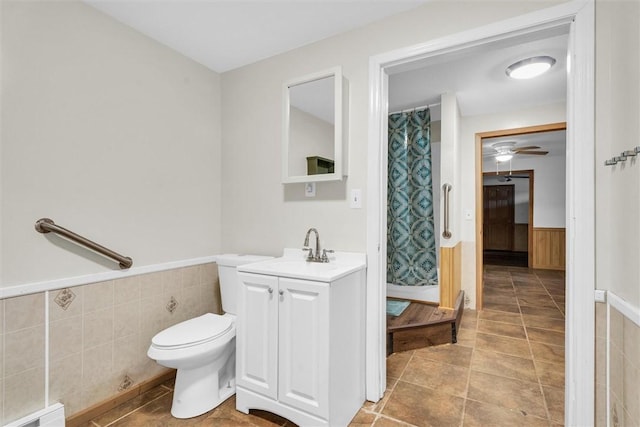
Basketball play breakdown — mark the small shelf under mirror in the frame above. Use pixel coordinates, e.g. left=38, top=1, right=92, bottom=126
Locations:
left=307, top=156, right=335, bottom=175
left=282, top=67, right=347, bottom=184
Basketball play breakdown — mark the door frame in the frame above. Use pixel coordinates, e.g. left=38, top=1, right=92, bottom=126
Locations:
left=366, top=1, right=594, bottom=425
left=477, top=123, right=565, bottom=310
left=482, top=170, right=533, bottom=258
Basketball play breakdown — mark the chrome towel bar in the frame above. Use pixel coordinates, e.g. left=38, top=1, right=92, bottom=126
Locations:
left=35, top=218, right=133, bottom=269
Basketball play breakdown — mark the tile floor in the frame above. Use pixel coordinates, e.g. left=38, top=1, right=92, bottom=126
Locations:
left=83, top=265, right=565, bottom=426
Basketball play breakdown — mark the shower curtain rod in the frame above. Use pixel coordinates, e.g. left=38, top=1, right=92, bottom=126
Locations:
left=389, top=102, right=441, bottom=115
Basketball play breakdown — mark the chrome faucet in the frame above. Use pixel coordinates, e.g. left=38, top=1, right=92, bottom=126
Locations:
left=302, top=228, right=333, bottom=263
left=303, top=228, right=321, bottom=261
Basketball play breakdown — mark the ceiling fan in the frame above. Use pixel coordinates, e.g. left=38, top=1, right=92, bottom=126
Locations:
left=497, top=174, right=529, bottom=182
left=485, top=141, right=548, bottom=162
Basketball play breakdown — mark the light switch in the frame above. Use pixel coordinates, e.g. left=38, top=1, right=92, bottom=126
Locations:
left=350, top=189, right=362, bottom=208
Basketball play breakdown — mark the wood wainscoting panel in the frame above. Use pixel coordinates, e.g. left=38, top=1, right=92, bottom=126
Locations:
left=440, top=243, right=461, bottom=309
left=532, top=227, right=566, bottom=270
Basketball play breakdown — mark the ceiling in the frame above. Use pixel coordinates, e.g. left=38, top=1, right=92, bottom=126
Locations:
left=84, top=1, right=568, bottom=155
left=389, top=28, right=569, bottom=118
left=84, top=0, right=429, bottom=73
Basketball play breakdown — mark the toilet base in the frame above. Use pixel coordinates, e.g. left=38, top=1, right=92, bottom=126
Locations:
left=170, top=361, right=236, bottom=419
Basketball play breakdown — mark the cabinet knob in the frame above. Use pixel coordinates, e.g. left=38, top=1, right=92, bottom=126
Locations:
left=268, top=287, right=273, bottom=294
left=279, top=289, right=284, bottom=296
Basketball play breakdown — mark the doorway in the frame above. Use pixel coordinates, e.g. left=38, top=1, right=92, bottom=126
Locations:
left=482, top=169, right=533, bottom=268
left=484, top=184, right=515, bottom=252
left=366, top=3, right=594, bottom=424
left=475, top=123, right=565, bottom=309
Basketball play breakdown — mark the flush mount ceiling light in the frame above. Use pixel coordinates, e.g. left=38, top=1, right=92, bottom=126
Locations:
left=506, top=56, right=556, bottom=79
left=492, top=141, right=515, bottom=163
left=495, top=153, right=513, bottom=162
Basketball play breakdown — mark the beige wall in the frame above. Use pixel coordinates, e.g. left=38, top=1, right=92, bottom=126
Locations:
left=220, top=1, right=566, bottom=257
left=1, top=1, right=222, bottom=287
left=595, top=1, right=640, bottom=426
left=595, top=0, right=640, bottom=309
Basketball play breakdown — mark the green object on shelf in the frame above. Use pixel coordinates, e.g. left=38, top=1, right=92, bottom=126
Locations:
left=307, top=156, right=335, bottom=175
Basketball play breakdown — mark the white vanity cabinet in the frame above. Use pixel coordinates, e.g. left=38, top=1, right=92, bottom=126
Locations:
left=236, top=266, right=365, bottom=427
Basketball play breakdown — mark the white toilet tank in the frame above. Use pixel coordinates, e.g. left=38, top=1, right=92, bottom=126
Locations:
left=215, top=254, right=273, bottom=315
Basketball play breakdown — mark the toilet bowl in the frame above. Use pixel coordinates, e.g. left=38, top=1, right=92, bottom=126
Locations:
left=147, top=254, right=272, bottom=419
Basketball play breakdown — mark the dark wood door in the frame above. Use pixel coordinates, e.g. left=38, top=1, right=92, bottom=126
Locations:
left=483, top=185, right=515, bottom=251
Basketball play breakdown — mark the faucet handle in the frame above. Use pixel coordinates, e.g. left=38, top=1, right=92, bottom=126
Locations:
left=302, top=247, right=314, bottom=260
left=321, top=249, right=334, bottom=263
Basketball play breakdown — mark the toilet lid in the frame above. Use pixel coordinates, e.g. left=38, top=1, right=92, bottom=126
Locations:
left=151, top=313, right=233, bottom=349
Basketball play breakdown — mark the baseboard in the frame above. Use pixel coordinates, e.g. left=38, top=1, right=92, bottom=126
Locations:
left=65, top=370, right=176, bottom=427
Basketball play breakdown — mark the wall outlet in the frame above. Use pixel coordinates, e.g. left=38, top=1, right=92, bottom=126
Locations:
left=305, top=182, right=316, bottom=197
left=350, top=189, right=362, bottom=208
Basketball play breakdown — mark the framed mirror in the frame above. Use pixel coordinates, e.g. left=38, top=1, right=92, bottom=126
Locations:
left=282, top=67, right=347, bottom=183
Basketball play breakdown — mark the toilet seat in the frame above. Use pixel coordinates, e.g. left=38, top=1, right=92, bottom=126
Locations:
left=151, top=313, right=233, bottom=350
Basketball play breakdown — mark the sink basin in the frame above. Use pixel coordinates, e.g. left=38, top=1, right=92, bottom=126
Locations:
left=237, top=249, right=366, bottom=282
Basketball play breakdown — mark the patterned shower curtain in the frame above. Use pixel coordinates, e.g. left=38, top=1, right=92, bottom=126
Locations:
left=387, top=108, right=438, bottom=286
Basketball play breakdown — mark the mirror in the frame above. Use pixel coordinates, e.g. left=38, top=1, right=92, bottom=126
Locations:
left=282, top=67, right=346, bottom=183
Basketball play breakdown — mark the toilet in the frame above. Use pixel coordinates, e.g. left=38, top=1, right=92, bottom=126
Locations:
left=147, top=254, right=272, bottom=419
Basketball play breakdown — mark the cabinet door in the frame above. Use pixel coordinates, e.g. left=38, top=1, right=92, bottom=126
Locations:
left=236, top=273, right=278, bottom=400
left=278, top=277, right=330, bottom=418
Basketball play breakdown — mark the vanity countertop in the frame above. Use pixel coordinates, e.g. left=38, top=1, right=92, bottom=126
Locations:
left=237, top=248, right=365, bottom=282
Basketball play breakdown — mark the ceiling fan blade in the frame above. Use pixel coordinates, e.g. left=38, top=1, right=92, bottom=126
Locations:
left=513, top=145, right=540, bottom=150
left=515, top=150, right=548, bottom=155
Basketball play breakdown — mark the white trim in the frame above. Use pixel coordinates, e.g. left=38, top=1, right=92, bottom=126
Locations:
left=0, top=255, right=218, bottom=300
left=608, top=291, right=640, bottom=328
left=365, top=53, right=388, bottom=401
left=606, top=302, right=611, bottom=427
left=366, top=1, right=594, bottom=423
left=564, top=2, right=595, bottom=426
left=3, top=403, right=65, bottom=427
left=45, top=291, right=50, bottom=407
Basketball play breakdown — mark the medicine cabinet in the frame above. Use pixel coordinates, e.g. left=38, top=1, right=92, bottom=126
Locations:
left=282, top=67, right=347, bottom=183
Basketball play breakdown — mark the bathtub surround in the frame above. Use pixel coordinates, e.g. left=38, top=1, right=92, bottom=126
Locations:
left=0, top=262, right=220, bottom=425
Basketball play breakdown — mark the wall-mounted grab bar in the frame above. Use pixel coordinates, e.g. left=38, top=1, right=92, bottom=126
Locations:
left=35, top=218, right=132, bottom=269
left=442, top=183, right=452, bottom=239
